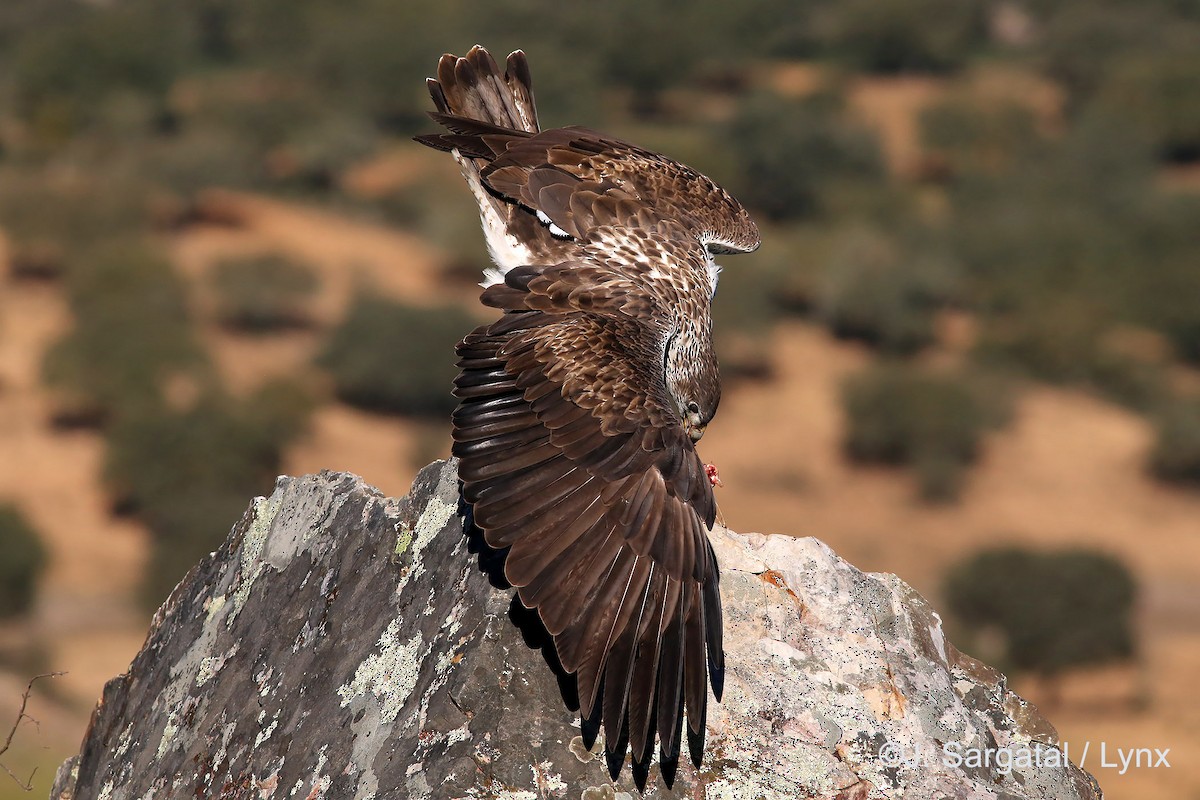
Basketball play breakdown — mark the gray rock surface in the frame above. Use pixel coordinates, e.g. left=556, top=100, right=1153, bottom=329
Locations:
left=52, top=460, right=1102, bottom=799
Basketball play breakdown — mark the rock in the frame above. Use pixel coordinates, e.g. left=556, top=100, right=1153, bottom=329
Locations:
left=51, top=460, right=1102, bottom=799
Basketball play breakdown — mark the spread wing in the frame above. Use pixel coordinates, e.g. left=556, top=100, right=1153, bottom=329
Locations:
left=417, top=59, right=759, bottom=262
left=452, top=246, right=724, bottom=783
left=480, top=126, right=760, bottom=255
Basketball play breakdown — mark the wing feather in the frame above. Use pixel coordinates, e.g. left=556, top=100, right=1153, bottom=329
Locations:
left=560, top=545, right=638, bottom=681
left=480, top=467, right=590, bottom=531
left=628, top=573, right=676, bottom=760
left=682, top=582, right=709, bottom=767
left=534, top=526, right=623, bottom=635
left=453, top=301, right=723, bottom=786
left=656, top=591, right=687, bottom=761
left=505, top=492, right=609, bottom=580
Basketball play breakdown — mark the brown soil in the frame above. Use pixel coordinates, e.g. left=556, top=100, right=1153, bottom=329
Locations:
left=340, top=146, right=459, bottom=199
left=188, top=189, right=466, bottom=318
left=1160, top=162, right=1200, bottom=193
left=283, top=403, right=418, bottom=498
left=848, top=75, right=947, bottom=179
left=172, top=189, right=481, bottom=396
left=960, top=62, right=1065, bottom=135
left=760, top=61, right=827, bottom=99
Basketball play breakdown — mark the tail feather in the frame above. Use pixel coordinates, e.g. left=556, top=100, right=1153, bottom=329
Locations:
left=416, top=46, right=553, bottom=287
left=428, top=46, right=539, bottom=136
left=504, top=51, right=538, bottom=132
left=417, top=46, right=540, bottom=161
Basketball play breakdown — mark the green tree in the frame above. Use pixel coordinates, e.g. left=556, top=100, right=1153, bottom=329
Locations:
left=0, top=505, right=48, bottom=619
left=1036, top=2, right=1197, bottom=110
left=582, top=0, right=703, bottom=117
left=812, top=0, right=988, bottom=74
left=9, top=0, right=194, bottom=141
left=1149, top=398, right=1200, bottom=486
left=920, top=99, right=1041, bottom=177
left=104, top=384, right=312, bottom=606
left=818, top=226, right=959, bottom=355
left=723, top=92, right=884, bottom=221
left=318, top=295, right=477, bottom=417
left=842, top=363, right=1007, bottom=501
left=41, top=240, right=206, bottom=425
left=210, top=253, right=319, bottom=333
left=944, top=547, right=1137, bottom=702
left=1097, top=50, right=1200, bottom=163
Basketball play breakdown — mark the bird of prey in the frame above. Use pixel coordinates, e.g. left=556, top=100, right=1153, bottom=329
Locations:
left=416, top=46, right=759, bottom=789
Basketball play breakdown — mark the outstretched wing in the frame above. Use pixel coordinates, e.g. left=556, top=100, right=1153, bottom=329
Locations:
left=423, top=117, right=761, bottom=259
left=453, top=250, right=723, bottom=782
left=481, top=127, right=760, bottom=256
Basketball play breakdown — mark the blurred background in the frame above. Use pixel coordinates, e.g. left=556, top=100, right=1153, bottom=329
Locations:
left=0, top=0, right=1197, bottom=796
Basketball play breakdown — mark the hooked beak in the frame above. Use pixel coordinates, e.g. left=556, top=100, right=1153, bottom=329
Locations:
left=683, top=406, right=706, bottom=442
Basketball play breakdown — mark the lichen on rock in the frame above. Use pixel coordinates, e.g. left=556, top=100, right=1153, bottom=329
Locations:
left=52, top=460, right=1102, bottom=799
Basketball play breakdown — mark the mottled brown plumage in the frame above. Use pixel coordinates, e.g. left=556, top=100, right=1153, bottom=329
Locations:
left=417, top=45, right=759, bottom=789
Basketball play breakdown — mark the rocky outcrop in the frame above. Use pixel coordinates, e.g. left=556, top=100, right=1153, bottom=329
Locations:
left=52, top=460, right=1102, bottom=799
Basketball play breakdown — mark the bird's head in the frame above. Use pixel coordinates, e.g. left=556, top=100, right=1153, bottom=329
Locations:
left=665, top=326, right=721, bottom=443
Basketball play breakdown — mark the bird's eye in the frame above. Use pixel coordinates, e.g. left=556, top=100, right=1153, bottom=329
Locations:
left=686, top=401, right=700, bottom=414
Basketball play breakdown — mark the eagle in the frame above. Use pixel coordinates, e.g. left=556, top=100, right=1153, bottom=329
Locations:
left=416, top=46, right=759, bottom=789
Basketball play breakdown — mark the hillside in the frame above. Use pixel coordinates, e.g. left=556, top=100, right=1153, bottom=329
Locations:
left=3, top=3, right=1200, bottom=793
left=2, top=186, right=1199, bottom=797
